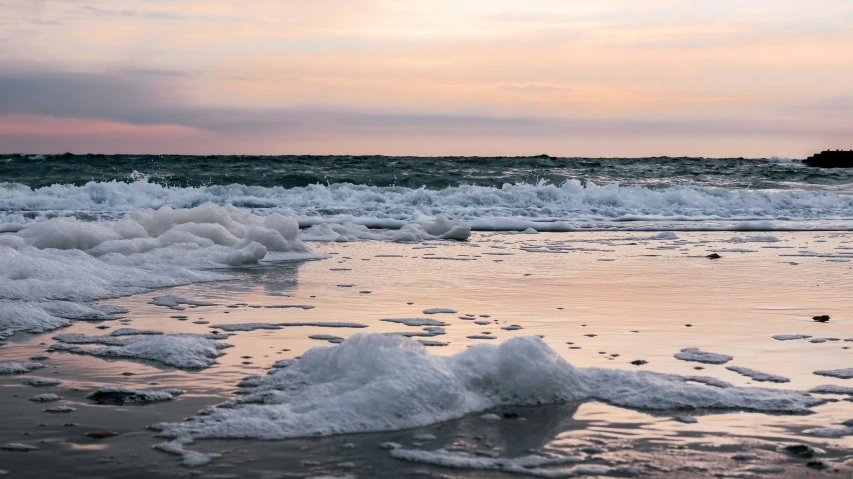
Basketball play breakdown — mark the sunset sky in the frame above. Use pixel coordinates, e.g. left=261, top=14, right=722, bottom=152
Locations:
left=1, top=0, right=852, bottom=157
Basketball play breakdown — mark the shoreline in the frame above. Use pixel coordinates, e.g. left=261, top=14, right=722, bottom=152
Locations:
left=2, top=231, right=853, bottom=476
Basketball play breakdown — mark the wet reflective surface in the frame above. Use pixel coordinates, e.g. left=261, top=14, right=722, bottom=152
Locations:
left=2, top=231, right=853, bottom=477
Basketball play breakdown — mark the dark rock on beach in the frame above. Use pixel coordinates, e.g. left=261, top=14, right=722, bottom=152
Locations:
left=783, top=444, right=815, bottom=459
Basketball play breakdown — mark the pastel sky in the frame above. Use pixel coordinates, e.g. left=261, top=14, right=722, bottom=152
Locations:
left=1, top=0, right=851, bottom=157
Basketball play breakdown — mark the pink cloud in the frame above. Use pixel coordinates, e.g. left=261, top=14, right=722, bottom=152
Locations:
left=0, top=115, right=215, bottom=154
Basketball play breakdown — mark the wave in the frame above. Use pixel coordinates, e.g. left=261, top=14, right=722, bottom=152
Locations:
left=3, top=180, right=853, bottom=231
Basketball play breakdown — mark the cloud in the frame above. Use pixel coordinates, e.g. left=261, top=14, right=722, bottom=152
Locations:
left=0, top=69, right=849, bottom=142
left=0, top=70, right=184, bottom=126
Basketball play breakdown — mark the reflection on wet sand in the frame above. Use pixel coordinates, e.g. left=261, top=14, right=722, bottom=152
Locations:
left=1, top=232, right=853, bottom=477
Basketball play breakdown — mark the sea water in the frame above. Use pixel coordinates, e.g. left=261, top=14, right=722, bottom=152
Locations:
left=1, top=155, right=852, bottom=477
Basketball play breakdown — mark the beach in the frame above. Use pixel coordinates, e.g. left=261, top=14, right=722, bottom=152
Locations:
left=2, top=228, right=852, bottom=477
left=5, top=0, right=853, bottom=475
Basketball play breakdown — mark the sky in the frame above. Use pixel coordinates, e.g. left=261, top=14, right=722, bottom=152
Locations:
left=0, top=0, right=851, bottom=157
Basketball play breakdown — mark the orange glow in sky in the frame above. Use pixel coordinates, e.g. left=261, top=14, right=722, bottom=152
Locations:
left=1, top=0, right=851, bottom=157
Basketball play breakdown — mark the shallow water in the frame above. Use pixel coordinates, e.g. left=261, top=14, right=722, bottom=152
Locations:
left=2, top=232, right=853, bottom=477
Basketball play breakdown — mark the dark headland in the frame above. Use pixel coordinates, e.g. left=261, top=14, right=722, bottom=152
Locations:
left=803, top=150, right=853, bottom=168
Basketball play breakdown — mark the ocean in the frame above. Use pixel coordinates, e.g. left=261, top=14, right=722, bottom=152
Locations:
left=2, top=154, right=853, bottom=477
left=3, top=154, right=853, bottom=231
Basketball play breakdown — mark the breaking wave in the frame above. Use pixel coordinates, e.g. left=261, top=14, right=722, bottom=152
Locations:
left=2, top=180, right=853, bottom=231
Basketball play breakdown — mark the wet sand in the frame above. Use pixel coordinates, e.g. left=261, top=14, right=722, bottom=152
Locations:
left=2, top=231, right=853, bottom=477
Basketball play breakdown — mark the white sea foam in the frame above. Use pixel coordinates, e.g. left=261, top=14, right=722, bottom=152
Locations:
left=4, top=180, right=853, bottom=231
left=684, top=376, right=733, bottom=388
left=0, top=362, right=44, bottom=375
left=387, top=447, right=617, bottom=477
left=728, top=236, right=780, bottom=243
left=22, top=378, right=61, bottom=387
left=212, top=322, right=367, bottom=332
left=309, top=334, right=344, bottom=343
left=110, top=328, right=163, bottom=337
left=44, top=405, right=75, bottom=413
left=154, top=439, right=219, bottom=467
left=381, top=318, right=447, bottom=327
left=0, top=302, right=126, bottom=342
left=28, top=393, right=62, bottom=402
left=150, top=296, right=216, bottom=310
left=809, top=385, right=853, bottom=395
left=0, top=204, right=322, bottom=341
left=52, top=333, right=232, bottom=369
left=53, top=333, right=125, bottom=346
left=87, top=386, right=183, bottom=405
left=211, top=323, right=283, bottom=332
left=769, top=156, right=794, bottom=165
left=151, top=334, right=821, bottom=448
left=814, top=368, right=853, bottom=380
left=674, top=348, right=733, bottom=365
left=772, top=334, right=812, bottom=341
left=726, top=366, right=790, bottom=383
left=302, top=216, right=470, bottom=242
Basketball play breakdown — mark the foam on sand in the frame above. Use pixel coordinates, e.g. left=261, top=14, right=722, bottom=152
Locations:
left=381, top=318, right=447, bottom=327
left=152, top=334, right=822, bottom=451
left=28, top=393, right=62, bottom=402
left=772, top=334, right=812, bottom=341
left=22, top=378, right=61, bottom=387
left=301, top=216, right=470, bottom=242
left=110, top=328, right=164, bottom=337
left=87, top=387, right=183, bottom=405
left=728, top=236, right=781, bottom=243
left=814, top=368, right=853, bottom=380
left=674, top=348, right=733, bottom=365
left=212, top=322, right=367, bottom=332
left=309, top=334, right=344, bottom=343
left=211, top=323, right=284, bottom=332
left=44, top=406, right=74, bottom=413
left=684, top=376, right=733, bottom=388
left=809, top=385, right=853, bottom=395
left=52, top=333, right=232, bottom=369
left=0, top=302, right=127, bottom=342
left=386, top=446, right=628, bottom=477
left=150, top=296, right=216, bottom=310
left=726, top=366, right=790, bottom=383
left=154, top=439, right=219, bottom=467
left=0, top=362, right=44, bottom=375
left=53, top=333, right=125, bottom=346
left=0, top=204, right=323, bottom=341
